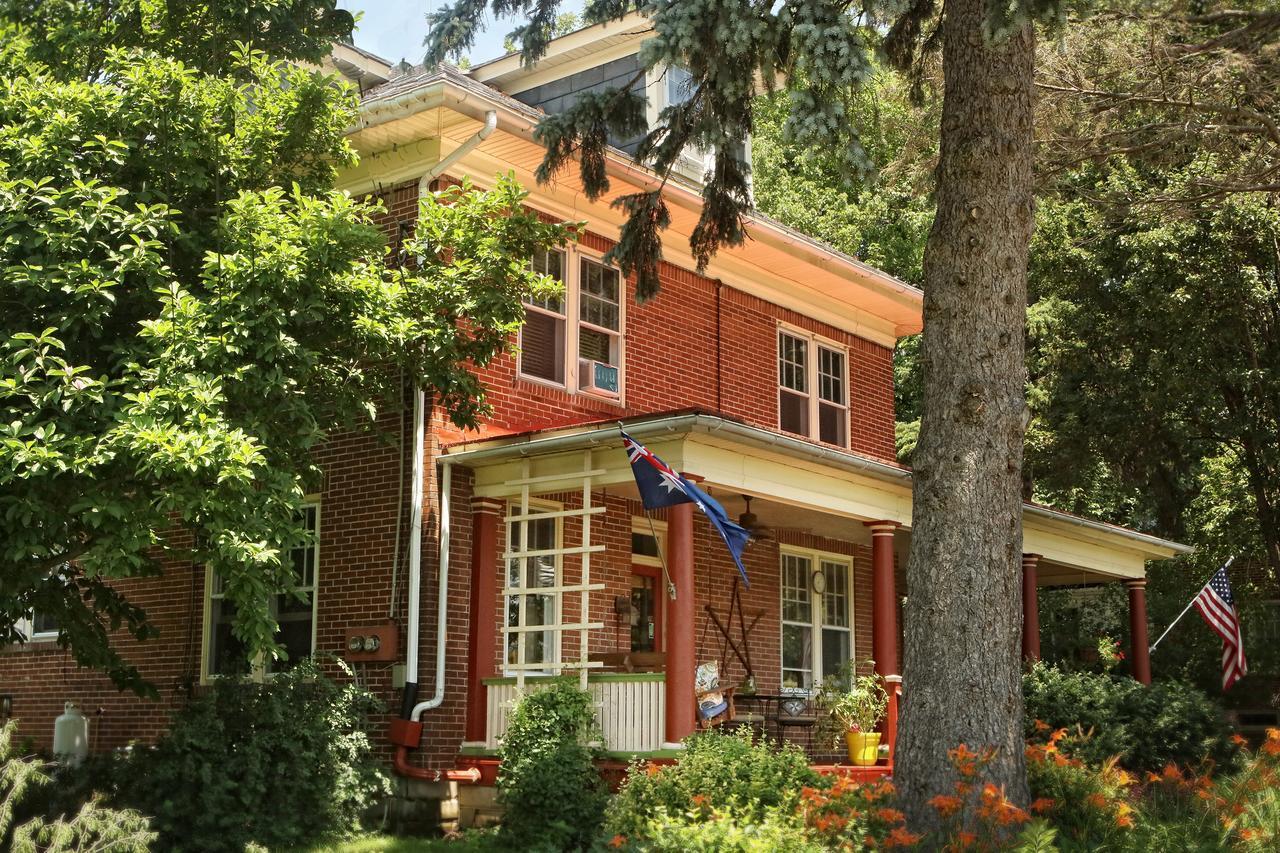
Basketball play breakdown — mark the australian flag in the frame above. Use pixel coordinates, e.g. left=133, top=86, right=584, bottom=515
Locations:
left=622, top=431, right=751, bottom=587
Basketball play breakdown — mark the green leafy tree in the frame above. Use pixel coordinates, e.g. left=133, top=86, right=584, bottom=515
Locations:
left=0, top=6, right=572, bottom=693
left=425, top=0, right=1060, bottom=822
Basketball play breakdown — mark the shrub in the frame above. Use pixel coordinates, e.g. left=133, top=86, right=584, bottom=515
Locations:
left=0, top=720, right=154, bottom=852
left=602, top=728, right=819, bottom=841
left=617, top=805, right=823, bottom=852
left=124, top=658, right=389, bottom=852
left=1023, top=662, right=1229, bottom=771
left=496, top=680, right=608, bottom=851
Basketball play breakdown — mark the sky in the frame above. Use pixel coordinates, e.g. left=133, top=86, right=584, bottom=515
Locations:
left=337, top=0, right=588, bottom=68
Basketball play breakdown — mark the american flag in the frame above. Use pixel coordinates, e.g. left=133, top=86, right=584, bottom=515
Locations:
left=1192, top=566, right=1247, bottom=691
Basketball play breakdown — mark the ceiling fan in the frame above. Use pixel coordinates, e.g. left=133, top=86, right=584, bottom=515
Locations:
left=737, top=495, right=774, bottom=542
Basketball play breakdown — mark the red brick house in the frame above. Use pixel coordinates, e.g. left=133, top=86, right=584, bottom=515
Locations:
left=2, top=15, right=1188, bottom=828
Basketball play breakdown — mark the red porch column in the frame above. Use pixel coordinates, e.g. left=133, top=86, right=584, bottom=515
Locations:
left=1126, top=579, right=1152, bottom=685
left=863, top=521, right=900, bottom=678
left=1022, top=553, right=1042, bottom=662
left=664, top=500, right=696, bottom=747
left=464, top=497, right=504, bottom=744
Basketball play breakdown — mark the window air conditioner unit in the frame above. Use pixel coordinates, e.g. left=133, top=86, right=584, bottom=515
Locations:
left=578, top=358, right=619, bottom=396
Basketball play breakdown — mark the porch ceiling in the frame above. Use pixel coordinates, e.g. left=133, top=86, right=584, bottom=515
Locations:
left=441, top=414, right=1190, bottom=583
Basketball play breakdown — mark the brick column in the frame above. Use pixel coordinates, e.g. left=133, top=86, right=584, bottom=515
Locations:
left=464, top=497, right=504, bottom=745
left=863, top=522, right=900, bottom=678
left=1022, top=553, right=1041, bottom=662
left=1126, top=579, right=1152, bottom=685
left=664, top=500, right=696, bottom=747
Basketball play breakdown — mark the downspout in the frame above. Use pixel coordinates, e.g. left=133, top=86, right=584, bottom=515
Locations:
left=386, top=112, right=498, bottom=787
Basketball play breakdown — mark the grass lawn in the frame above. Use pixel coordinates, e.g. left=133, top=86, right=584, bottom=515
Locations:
left=303, top=831, right=499, bottom=852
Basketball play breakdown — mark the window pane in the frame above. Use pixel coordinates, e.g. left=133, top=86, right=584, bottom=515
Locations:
left=32, top=611, right=58, bottom=635
left=821, top=629, right=851, bottom=683
left=631, top=574, right=657, bottom=653
left=778, top=332, right=808, bottom=392
left=631, top=531, right=660, bottom=558
left=580, top=259, right=619, bottom=302
left=821, top=561, right=849, bottom=628
left=506, top=511, right=558, bottom=671
left=818, top=347, right=845, bottom=405
left=818, top=402, right=847, bottom=446
left=208, top=597, right=251, bottom=677
left=781, top=554, right=811, bottom=623
left=578, top=327, right=616, bottom=365
left=782, top=624, right=812, bottom=691
left=527, top=249, right=565, bottom=313
left=667, top=65, right=693, bottom=106
left=780, top=390, right=809, bottom=435
left=521, top=310, right=566, bottom=382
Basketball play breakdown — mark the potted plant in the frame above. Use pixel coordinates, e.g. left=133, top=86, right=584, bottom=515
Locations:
left=814, top=662, right=888, bottom=766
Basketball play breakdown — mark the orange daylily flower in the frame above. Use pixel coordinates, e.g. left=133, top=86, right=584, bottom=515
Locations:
left=1262, top=728, right=1280, bottom=757
left=609, top=834, right=626, bottom=848
left=1230, top=733, right=1248, bottom=746
left=876, top=807, right=906, bottom=824
left=1086, top=792, right=1108, bottom=810
left=1033, top=719, right=1051, bottom=732
left=1115, top=813, right=1135, bottom=829
left=953, top=830, right=978, bottom=849
left=883, top=827, right=923, bottom=848
left=929, top=794, right=964, bottom=817
left=1030, top=797, right=1054, bottom=814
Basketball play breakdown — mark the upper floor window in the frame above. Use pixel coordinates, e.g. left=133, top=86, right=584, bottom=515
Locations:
left=778, top=328, right=848, bottom=447
left=204, top=504, right=319, bottom=681
left=519, top=249, right=624, bottom=400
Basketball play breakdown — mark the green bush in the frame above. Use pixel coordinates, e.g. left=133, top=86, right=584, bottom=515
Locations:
left=496, top=680, right=608, bottom=851
left=623, top=805, right=823, bottom=852
left=1023, top=662, right=1229, bottom=771
left=602, top=729, right=820, bottom=842
left=124, top=659, right=389, bottom=852
left=0, top=721, right=154, bottom=852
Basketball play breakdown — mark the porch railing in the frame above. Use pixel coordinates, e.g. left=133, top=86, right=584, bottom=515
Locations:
left=482, top=672, right=667, bottom=753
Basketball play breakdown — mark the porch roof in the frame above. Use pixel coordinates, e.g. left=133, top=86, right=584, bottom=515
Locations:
left=439, top=412, right=1191, bottom=583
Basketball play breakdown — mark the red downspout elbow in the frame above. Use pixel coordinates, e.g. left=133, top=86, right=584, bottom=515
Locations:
left=392, top=745, right=481, bottom=784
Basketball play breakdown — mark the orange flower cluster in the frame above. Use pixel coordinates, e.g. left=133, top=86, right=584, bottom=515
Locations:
left=977, top=782, right=1030, bottom=827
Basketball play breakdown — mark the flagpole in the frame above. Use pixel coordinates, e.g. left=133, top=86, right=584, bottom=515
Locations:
left=1149, top=556, right=1234, bottom=654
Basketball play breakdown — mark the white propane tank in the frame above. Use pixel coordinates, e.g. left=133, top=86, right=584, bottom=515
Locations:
left=52, top=702, right=88, bottom=766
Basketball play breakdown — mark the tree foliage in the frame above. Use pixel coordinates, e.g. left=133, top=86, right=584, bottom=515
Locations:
left=0, top=5, right=573, bottom=691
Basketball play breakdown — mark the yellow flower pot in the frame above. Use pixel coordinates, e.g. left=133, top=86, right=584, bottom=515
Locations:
left=845, top=731, right=882, bottom=766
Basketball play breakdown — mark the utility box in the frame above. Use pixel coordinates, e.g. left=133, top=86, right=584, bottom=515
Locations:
left=343, top=620, right=399, bottom=663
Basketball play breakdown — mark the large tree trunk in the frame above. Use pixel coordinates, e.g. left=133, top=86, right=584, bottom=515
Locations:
left=894, top=0, right=1036, bottom=828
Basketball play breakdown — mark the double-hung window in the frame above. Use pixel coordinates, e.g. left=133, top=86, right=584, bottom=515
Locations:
left=780, top=549, right=853, bottom=693
left=778, top=328, right=849, bottom=447
left=518, top=249, right=624, bottom=399
left=520, top=249, right=568, bottom=384
left=204, top=504, right=320, bottom=680
left=505, top=504, right=561, bottom=674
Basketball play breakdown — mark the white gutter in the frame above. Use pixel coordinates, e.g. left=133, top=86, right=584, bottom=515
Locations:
left=419, top=108, right=497, bottom=191
left=403, top=388, right=427, bottom=694
left=410, top=458, right=451, bottom=718
left=402, top=109, right=498, bottom=720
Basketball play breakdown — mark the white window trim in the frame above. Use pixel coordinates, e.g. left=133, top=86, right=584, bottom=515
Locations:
left=200, top=501, right=321, bottom=684
left=503, top=497, right=564, bottom=677
left=14, top=614, right=59, bottom=643
left=776, top=322, right=851, bottom=448
left=778, top=545, right=855, bottom=695
left=630, top=517, right=667, bottom=569
left=517, top=245, right=627, bottom=405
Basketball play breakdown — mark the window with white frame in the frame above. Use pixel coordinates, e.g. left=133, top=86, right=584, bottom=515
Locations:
left=778, top=328, right=849, bottom=447
left=13, top=610, right=59, bottom=643
left=780, top=549, right=853, bottom=693
left=204, top=504, right=319, bottom=680
left=505, top=504, right=561, bottom=674
left=518, top=248, right=624, bottom=399
left=519, top=248, right=567, bottom=384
